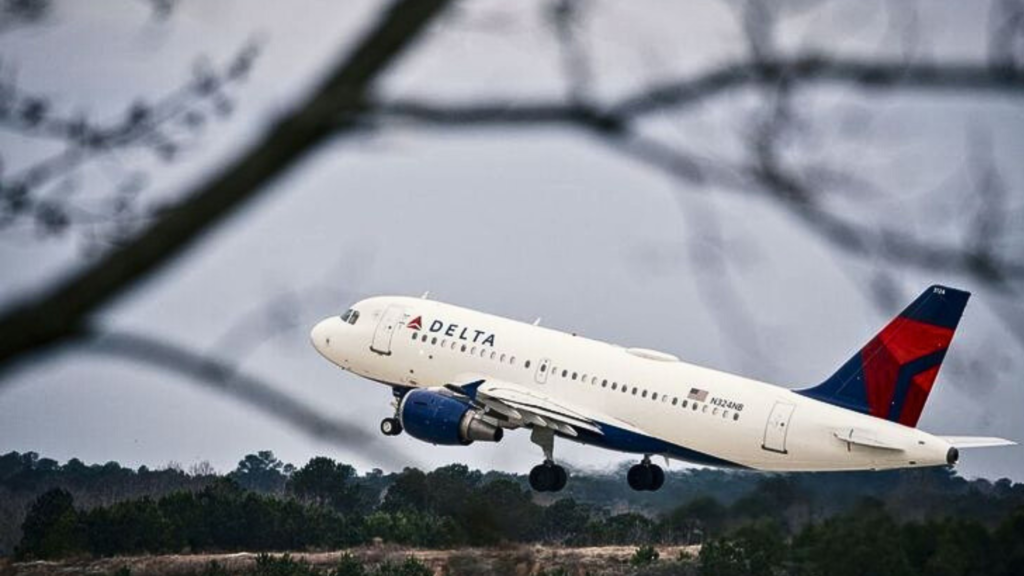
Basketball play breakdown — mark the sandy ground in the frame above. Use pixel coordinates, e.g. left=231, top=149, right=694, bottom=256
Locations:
left=2, top=545, right=702, bottom=575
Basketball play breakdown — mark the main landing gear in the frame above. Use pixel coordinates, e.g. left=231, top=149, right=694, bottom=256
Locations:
left=530, top=460, right=567, bottom=492
left=380, top=417, right=402, bottom=436
left=627, top=456, right=665, bottom=492
left=528, top=428, right=568, bottom=492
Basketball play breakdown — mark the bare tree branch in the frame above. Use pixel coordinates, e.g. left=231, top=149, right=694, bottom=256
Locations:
left=0, top=0, right=453, bottom=374
left=368, top=55, right=1024, bottom=284
left=376, top=57, right=1024, bottom=132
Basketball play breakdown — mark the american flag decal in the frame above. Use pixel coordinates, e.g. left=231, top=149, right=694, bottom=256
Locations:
left=688, top=388, right=708, bottom=402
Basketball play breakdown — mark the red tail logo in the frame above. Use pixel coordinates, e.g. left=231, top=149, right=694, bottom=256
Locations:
left=407, top=316, right=422, bottom=330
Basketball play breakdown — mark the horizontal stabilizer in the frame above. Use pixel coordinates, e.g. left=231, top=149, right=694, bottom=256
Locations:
left=939, top=436, right=1017, bottom=449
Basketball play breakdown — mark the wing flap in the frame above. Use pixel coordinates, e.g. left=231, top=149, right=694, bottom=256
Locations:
left=447, top=374, right=605, bottom=436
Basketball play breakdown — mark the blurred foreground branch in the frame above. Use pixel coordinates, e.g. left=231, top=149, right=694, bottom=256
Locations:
left=0, top=0, right=452, bottom=374
left=375, top=55, right=1024, bottom=285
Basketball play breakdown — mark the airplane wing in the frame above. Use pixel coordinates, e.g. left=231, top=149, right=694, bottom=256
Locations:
left=444, top=374, right=639, bottom=438
left=939, top=436, right=1017, bottom=449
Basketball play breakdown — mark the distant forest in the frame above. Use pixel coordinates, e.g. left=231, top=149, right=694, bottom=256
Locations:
left=3, top=451, right=1023, bottom=575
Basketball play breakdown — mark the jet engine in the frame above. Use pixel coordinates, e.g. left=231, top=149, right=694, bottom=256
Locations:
left=398, top=389, right=503, bottom=446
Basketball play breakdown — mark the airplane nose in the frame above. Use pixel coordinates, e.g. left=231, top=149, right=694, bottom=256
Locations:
left=310, top=317, right=338, bottom=356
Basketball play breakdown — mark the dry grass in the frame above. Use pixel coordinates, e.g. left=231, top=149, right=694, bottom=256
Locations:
left=3, top=545, right=702, bottom=576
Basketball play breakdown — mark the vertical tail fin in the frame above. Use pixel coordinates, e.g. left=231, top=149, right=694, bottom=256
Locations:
left=798, top=285, right=970, bottom=427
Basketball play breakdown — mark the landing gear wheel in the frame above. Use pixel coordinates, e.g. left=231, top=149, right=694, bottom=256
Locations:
left=380, top=417, right=402, bottom=436
left=529, top=462, right=568, bottom=492
left=627, top=463, right=664, bottom=491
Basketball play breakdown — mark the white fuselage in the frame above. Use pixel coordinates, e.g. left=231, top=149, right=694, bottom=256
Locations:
left=311, top=296, right=955, bottom=471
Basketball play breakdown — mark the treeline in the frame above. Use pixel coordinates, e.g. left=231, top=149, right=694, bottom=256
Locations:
left=1, top=451, right=217, bottom=557
left=5, top=449, right=1024, bottom=572
left=700, top=503, right=1024, bottom=576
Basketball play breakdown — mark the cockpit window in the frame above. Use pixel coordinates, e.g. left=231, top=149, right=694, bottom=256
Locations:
left=340, top=309, right=360, bottom=325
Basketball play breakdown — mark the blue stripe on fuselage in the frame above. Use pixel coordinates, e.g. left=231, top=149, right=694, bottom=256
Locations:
left=568, top=421, right=746, bottom=469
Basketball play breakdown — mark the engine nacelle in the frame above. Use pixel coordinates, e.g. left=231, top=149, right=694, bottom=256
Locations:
left=399, top=389, right=503, bottom=446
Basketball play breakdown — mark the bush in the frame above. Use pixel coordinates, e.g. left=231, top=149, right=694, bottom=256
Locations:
left=631, top=545, right=660, bottom=567
left=253, top=553, right=320, bottom=576
left=373, top=558, right=432, bottom=576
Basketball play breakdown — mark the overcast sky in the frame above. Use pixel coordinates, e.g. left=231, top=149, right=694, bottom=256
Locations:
left=1, top=0, right=1022, bottom=481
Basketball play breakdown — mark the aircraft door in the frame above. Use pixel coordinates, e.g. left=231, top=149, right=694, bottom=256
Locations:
left=370, top=305, right=406, bottom=356
left=535, top=358, right=551, bottom=384
left=762, top=402, right=795, bottom=454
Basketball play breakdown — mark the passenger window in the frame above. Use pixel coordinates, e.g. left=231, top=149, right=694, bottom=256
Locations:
left=491, top=351, right=497, bottom=360
left=510, top=356, right=516, bottom=365
left=451, top=341, right=457, bottom=350
left=471, top=346, right=477, bottom=355
left=692, top=403, right=698, bottom=411
left=540, top=363, right=547, bottom=372
left=652, top=392, right=658, bottom=401
left=411, top=332, right=417, bottom=340
left=672, top=397, right=678, bottom=406
left=723, top=410, right=730, bottom=419
left=431, top=337, right=437, bottom=345
left=562, top=369, right=568, bottom=378
left=713, top=408, right=719, bottom=415
left=422, top=334, right=428, bottom=342
left=642, top=390, right=648, bottom=398
left=702, top=405, right=708, bottom=413
left=632, top=387, right=638, bottom=396
left=610, top=382, right=616, bottom=390
left=461, top=344, right=467, bottom=352
left=500, top=353, right=507, bottom=362
left=572, top=372, right=578, bottom=380
left=525, top=360, right=531, bottom=369
left=734, top=413, right=740, bottom=421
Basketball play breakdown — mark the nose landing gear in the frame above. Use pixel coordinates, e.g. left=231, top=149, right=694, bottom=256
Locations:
left=627, top=456, right=665, bottom=491
left=381, top=388, right=405, bottom=437
left=380, top=417, right=403, bottom=436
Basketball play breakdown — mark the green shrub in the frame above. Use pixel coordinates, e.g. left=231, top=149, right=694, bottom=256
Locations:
left=630, top=545, right=660, bottom=567
left=253, top=553, right=320, bottom=576
left=374, top=558, right=432, bottom=576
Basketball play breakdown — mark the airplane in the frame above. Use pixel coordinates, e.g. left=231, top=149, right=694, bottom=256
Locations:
left=310, top=285, right=1015, bottom=492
